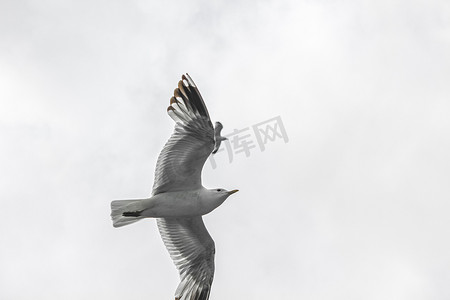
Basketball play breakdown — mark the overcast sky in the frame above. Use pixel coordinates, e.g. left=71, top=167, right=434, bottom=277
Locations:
left=1, top=0, right=450, bottom=299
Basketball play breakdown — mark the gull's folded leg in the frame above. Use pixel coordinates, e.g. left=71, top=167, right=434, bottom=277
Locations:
left=122, top=210, right=143, bottom=217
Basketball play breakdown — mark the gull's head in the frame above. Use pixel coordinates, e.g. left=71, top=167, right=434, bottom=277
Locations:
left=207, top=188, right=239, bottom=203
left=201, top=188, right=239, bottom=213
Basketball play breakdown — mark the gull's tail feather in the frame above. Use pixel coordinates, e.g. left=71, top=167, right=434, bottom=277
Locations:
left=111, top=200, right=145, bottom=228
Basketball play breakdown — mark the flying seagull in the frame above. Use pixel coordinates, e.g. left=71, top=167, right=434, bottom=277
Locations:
left=111, top=74, right=238, bottom=300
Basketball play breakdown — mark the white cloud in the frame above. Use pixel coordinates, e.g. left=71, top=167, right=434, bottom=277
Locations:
left=1, top=0, right=449, bottom=299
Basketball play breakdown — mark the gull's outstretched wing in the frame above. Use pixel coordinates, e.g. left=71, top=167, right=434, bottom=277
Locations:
left=152, top=74, right=214, bottom=196
left=157, top=217, right=215, bottom=300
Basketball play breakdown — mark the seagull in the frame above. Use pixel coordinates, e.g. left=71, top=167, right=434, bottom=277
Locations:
left=111, top=74, right=238, bottom=300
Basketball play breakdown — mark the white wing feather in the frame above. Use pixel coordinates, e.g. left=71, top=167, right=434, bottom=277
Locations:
left=152, top=74, right=214, bottom=196
left=158, top=217, right=215, bottom=300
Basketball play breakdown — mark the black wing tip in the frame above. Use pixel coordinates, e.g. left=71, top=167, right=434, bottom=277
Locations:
left=183, top=73, right=196, bottom=87
left=173, top=73, right=210, bottom=119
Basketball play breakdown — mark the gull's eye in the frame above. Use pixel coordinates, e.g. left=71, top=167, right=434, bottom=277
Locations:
left=216, top=189, right=221, bottom=192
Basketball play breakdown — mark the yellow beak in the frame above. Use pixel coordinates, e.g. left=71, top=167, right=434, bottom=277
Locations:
left=228, top=189, right=239, bottom=195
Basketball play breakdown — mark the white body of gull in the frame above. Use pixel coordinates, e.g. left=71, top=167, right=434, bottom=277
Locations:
left=111, top=74, right=238, bottom=300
